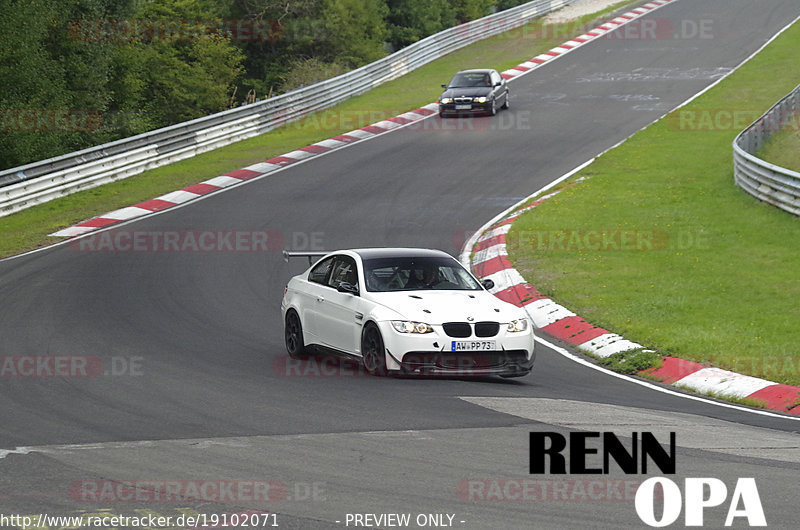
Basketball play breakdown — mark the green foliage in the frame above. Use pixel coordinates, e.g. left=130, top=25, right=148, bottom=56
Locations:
left=0, top=0, right=126, bottom=168
left=0, top=0, right=575, bottom=169
left=386, top=0, right=455, bottom=49
left=0, top=0, right=67, bottom=167
left=126, top=37, right=244, bottom=125
left=280, top=57, right=349, bottom=92
left=448, top=0, right=495, bottom=22
left=318, top=0, right=388, bottom=67
left=109, top=0, right=246, bottom=126
left=0, top=0, right=245, bottom=170
left=495, top=0, right=531, bottom=9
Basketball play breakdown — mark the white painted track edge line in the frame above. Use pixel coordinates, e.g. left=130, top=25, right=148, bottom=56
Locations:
left=503, top=0, right=682, bottom=84
left=462, top=9, right=800, bottom=419
left=459, top=157, right=595, bottom=266
left=533, top=334, right=800, bottom=422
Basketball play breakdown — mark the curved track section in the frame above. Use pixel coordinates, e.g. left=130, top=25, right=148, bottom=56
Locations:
left=2, top=1, right=800, bottom=527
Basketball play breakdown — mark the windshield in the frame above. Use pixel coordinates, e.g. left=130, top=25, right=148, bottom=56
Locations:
left=447, top=72, right=491, bottom=88
left=363, top=256, right=482, bottom=292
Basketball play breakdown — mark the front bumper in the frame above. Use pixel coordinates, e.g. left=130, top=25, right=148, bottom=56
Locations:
left=438, top=102, right=492, bottom=115
left=393, top=350, right=534, bottom=377
left=376, top=321, right=535, bottom=377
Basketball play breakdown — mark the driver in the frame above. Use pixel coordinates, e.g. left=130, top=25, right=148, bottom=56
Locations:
left=406, top=263, right=439, bottom=289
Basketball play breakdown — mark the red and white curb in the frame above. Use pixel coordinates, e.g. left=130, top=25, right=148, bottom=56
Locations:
left=50, top=0, right=676, bottom=238
left=464, top=166, right=800, bottom=417
left=497, top=0, right=677, bottom=82
left=49, top=106, right=438, bottom=237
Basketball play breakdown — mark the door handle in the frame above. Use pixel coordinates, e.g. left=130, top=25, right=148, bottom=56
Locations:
left=316, top=296, right=325, bottom=303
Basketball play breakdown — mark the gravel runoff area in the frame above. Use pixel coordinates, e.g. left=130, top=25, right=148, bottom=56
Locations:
left=544, top=0, right=628, bottom=23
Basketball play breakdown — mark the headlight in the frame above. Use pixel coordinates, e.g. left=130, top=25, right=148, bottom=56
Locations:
left=507, top=319, right=528, bottom=332
left=440, top=97, right=453, bottom=104
left=391, top=321, right=434, bottom=334
left=474, top=96, right=488, bottom=103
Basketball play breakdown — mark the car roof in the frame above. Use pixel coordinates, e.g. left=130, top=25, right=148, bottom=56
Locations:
left=453, top=68, right=495, bottom=75
left=349, top=248, right=455, bottom=260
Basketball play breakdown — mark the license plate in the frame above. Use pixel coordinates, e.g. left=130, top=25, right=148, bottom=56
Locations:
left=451, top=340, right=495, bottom=351
left=454, top=104, right=472, bottom=110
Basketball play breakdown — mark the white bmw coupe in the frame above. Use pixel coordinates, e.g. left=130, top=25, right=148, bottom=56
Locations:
left=281, top=248, right=535, bottom=377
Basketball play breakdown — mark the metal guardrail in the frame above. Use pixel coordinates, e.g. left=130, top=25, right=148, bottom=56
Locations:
left=0, top=0, right=576, bottom=217
left=733, top=83, right=800, bottom=216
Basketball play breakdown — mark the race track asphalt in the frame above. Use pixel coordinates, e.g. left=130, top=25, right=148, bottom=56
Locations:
left=2, top=1, right=799, bottom=527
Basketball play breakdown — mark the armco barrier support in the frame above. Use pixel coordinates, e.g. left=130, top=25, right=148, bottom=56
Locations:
left=0, top=0, right=576, bottom=217
left=733, top=83, right=800, bottom=216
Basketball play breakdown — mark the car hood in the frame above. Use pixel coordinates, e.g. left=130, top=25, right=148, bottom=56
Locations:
left=368, top=290, right=522, bottom=325
left=441, top=87, right=492, bottom=99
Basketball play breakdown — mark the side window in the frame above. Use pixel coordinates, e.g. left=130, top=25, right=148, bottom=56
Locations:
left=308, top=257, right=334, bottom=285
left=328, top=256, right=358, bottom=289
left=491, top=71, right=502, bottom=86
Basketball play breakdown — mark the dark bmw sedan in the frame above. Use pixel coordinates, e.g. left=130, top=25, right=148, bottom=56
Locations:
left=438, top=68, right=509, bottom=117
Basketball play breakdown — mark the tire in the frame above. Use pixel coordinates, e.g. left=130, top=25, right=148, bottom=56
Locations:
left=361, top=323, right=387, bottom=376
left=488, top=98, right=497, bottom=116
left=501, top=91, right=510, bottom=110
left=285, top=310, right=309, bottom=359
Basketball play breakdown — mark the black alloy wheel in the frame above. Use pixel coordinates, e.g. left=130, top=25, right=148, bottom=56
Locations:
left=361, top=324, right=388, bottom=376
left=285, top=310, right=309, bottom=359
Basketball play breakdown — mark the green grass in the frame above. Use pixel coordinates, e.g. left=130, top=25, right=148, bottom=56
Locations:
left=0, top=0, right=639, bottom=258
left=509, top=21, right=800, bottom=386
left=759, top=120, right=800, bottom=172
left=595, top=349, right=663, bottom=375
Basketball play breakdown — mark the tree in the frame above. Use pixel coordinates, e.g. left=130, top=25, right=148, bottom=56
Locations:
left=122, top=0, right=245, bottom=124
left=386, top=0, right=455, bottom=49
left=0, top=0, right=131, bottom=169
left=0, top=0, right=245, bottom=169
left=228, top=0, right=324, bottom=98
left=1, top=0, right=517, bottom=170
left=317, top=0, right=388, bottom=67
left=448, top=0, right=494, bottom=23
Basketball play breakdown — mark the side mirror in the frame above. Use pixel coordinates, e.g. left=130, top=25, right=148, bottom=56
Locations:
left=481, top=278, right=495, bottom=290
left=441, top=84, right=448, bottom=89
left=337, top=281, right=359, bottom=295
left=495, top=81, right=503, bottom=87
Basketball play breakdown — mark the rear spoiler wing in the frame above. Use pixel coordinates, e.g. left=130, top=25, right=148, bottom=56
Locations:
left=282, top=250, right=330, bottom=265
